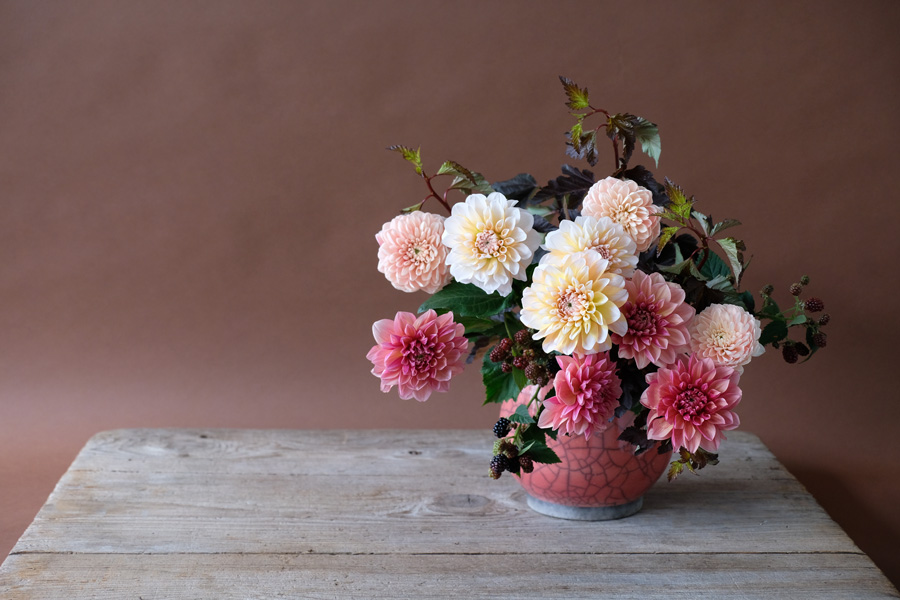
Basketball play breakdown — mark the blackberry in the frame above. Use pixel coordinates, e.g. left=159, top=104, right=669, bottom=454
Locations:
left=524, top=362, right=543, bottom=383
left=782, top=344, right=799, bottom=364
left=818, top=313, right=830, bottom=326
left=761, top=284, right=774, bottom=296
left=800, top=275, right=810, bottom=286
left=519, top=455, right=534, bottom=473
left=789, top=283, right=802, bottom=296
left=795, top=343, right=810, bottom=357
left=812, top=332, right=827, bottom=348
left=489, top=345, right=509, bottom=363
left=493, top=418, right=511, bottom=438
left=490, top=454, right=509, bottom=479
left=514, top=329, right=532, bottom=346
left=805, top=297, right=825, bottom=312
left=523, top=349, right=536, bottom=360
left=506, top=457, right=521, bottom=474
left=498, top=337, right=513, bottom=351
left=501, top=361, right=512, bottom=373
left=513, top=356, right=529, bottom=370
left=498, top=439, right=518, bottom=458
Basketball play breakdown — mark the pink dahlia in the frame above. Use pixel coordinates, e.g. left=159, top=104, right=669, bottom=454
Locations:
left=641, top=354, right=742, bottom=453
left=538, top=353, right=622, bottom=440
left=611, top=270, right=695, bottom=369
left=366, top=310, right=467, bottom=402
left=689, top=303, right=764, bottom=373
left=581, top=177, right=660, bottom=252
left=376, top=211, right=452, bottom=294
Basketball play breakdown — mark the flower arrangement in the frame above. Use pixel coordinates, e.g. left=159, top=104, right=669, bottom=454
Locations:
left=367, top=77, right=829, bottom=482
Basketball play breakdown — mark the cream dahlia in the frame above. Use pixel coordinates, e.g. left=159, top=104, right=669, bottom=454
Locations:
left=366, top=309, right=468, bottom=402
left=376, top=211, right=452, bottom=293
left=689, top=303, right=764, bottom=372
left=520, top=251, right=628, bottom=356
left=581, top=177, right=660, bottom=252
left=641, top=354, right=741, bottom=453
left=611, top=270, right=695, bottom=369
left=542, top=215, right=638, bottom=278
left=538, top=353, right=622, bottom=440
left=441, top=192, right=541, bottom=296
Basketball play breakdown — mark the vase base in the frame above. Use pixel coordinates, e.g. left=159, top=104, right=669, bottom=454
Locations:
left=525, top=495, right=643, bottom=521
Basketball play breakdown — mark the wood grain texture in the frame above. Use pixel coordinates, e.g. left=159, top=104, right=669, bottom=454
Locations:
left=1, top=429, right=897, bottom=599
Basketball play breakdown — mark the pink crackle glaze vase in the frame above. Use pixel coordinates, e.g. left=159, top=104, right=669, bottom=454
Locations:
left=501, top=399, right=671, bottom=520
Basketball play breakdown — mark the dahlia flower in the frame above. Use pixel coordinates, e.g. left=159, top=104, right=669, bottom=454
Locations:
left=441, top=192, right=541, bottom=296
left=641, top=354, right=742, bottom=453
left=581, top=177, right=660, bottom=252
left=543, top=215, right=638, bottom=278
left=689, top=304, right=764, bottom=373
left=538, top=353, right=622, bottom=440
left=520, top=251, right=628, bottom=356
left=611, top=270, right=695, bottom=369
left=366, top=310, right=467, bottom=402
left=376, top=211, right=452, bottom=294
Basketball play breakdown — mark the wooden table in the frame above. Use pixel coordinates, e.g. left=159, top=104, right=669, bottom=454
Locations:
left=0, top=429, right=896, bottom=599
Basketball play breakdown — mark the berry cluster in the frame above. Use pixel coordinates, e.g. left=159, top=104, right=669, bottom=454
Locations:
left=488, top=433, right=535, bottom=479
left=488, top=330, right=552, bottom=386
left=763, top=276, right=830, bottom=364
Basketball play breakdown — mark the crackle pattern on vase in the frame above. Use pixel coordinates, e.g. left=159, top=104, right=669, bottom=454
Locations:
left=501, top=399, right=671, bottom=507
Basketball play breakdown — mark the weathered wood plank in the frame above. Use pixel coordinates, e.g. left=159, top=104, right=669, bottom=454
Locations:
left=11, top=430, right=857, bottom=555
left=1, top=552, right=897, bottom=599
left=66, top=429, right=795, bottom=481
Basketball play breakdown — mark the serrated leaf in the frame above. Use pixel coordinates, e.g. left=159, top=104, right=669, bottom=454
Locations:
left=454, top=316, right=503, bottom=335
left=698, top=249, right=732, bottom=282
left=633, top=117, right=661, bottom=167
left=716, top=237, right=746, bottom=285
left=532, top=165, right=595, bottom=206
left=508, top=404, right=534, bottom=425
left=788, top=314, right=808, bottom=326
left=559, top=76, right=590, bottom=110
left=513, top=367, right=529, bottom=390
left=693, top=210, right=711, bottom=236
left=524, top=440, right=562, bottom=465
left=388, top=145, right=423, bottom=174
left=667, top=461, right=684, bottom=482
left=400, top=202, right=424, bottom=214
left=481, top=354, right=520, bottom=405
left=656, top=226, right=680, bottom=256
left=570, top=122, right=584, bottom=150
left=711, top=219, right=741, bottom=236
left=759, top=319, right=788, bottom=346
left=491, top=173, right=537, bottom=200
left=419, top=281, right=508, bottom=318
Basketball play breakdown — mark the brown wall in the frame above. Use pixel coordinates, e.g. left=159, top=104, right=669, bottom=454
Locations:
left=1, top=0, right=899, bottom=585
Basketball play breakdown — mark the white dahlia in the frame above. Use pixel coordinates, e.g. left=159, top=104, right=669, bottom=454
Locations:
left=520, top=251, right=628, bottom=356
left=543, top=215, right=638, bottom=278
left=582, top=177, right=660, bottom=252
left=441, top=192, right=541, bottom=296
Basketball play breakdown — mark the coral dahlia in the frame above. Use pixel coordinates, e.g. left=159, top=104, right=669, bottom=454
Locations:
left=641, top=354, right=742, bottom=453
left=543, top=215, right=639, bottom=278
left=538, top=353, right=622, bottom=440
left=582, top=177, right=660, bottom=252
left=520, top=251, right=628, bottom=356
left=611, top=270, right=695, bottom=369
left=689, top=304, right=764, bottom=373
left=441, top=192, right=541, bottom=296
left=376, top=211, right=452, bottom=294
left=366, top=310, right=468, bottom=402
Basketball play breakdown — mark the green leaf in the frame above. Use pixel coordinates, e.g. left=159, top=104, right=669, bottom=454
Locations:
left=716, top=237, right=747, bottom=285
left=454, top=316, right=504, bottom=336
left=513, top=366, right=529, bottom=390
left=633, top=117, right=661, bottom=167
left=788, top=314, right=808, bottom=326
left=508, top=404, right=534, bottom=425
left=524, top=440, right=562, bottom=465
left=662, top=178, right=694, bottom=222
left=711, top=219, right=741, bottom=236
left=692, top=210, right=711, bottom=236
left=481, top=355, right=520, bottom=404
left=697, top=249, right=732, bottom=282
left=759, top=319, right=788, bottom=346
left=519, top=422, right=547, bottom=446
left=418, top=281, right=508, bottom=318
left=656, top=226, right=680, bottom=256
left=400, top=202, right=424, bottom=214
left=387, top=145, right=423, bottom=174
left=437, top=161, right=494, bottom=195
left=667, top=461, right=684, bottom=482
left=559, top=76, right=590, bottom=110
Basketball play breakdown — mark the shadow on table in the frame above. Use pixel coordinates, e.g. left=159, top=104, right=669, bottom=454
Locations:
left=790, top=466, right=900, bottom=590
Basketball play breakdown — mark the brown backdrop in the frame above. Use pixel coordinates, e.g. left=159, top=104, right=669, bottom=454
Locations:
left=1, top=0, right=899, bottom=586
